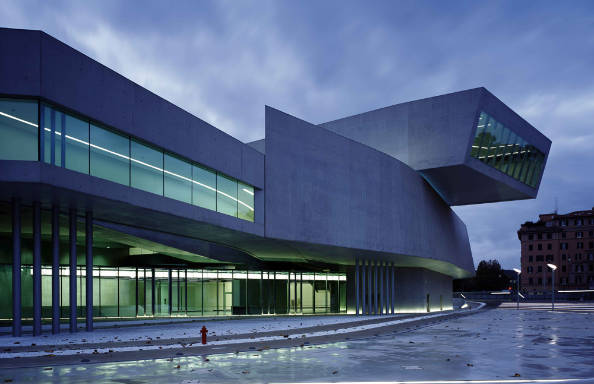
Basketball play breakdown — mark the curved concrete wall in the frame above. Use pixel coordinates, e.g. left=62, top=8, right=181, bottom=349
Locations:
left=0, top=28, right=474, bottom=278
left=264, top=107, right=474, bottom=275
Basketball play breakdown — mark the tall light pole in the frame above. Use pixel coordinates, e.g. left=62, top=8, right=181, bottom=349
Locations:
left=547, top=264, right=557, bottom=311
left=513, top=268, right=521, bottom=310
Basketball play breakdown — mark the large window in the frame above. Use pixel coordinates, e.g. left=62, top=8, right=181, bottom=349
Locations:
left=192, top=165, right=217, bottom=211
left=64, top=114, right=90, bottom=174
left=0, top=98, right=256, bottom=222
left=90, top=124, right=130, bottom=185
left=470, top=111, right=545, bottom=188
left=217, top=174, right=238, bottom=217
left=164, top=154, right=192, bottom=204
left=43, top=106, right=63, bottom=166
left=0, top=264, right=346, bottom=320
left=41, top=105, right=90, bottom=174
left=131, top=140, right=163, bottom=195
left=238, top=182, right=255, bottom=221
left=0, top=98, right=38, bottom=160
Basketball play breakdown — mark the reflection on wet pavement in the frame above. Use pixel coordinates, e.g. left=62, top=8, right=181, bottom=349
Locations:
left=2, top=307, right=594, bottom=383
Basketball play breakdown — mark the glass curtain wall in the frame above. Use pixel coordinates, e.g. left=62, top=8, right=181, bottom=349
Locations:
left=0, top=98, right=255, bottom=222
left=0, top=98, right=38, bottom=161
left=0, top=264, right=347, bottom=320
left=470, top=111, right=546, bottom=188
left=0, top=202, right=344, bottom=321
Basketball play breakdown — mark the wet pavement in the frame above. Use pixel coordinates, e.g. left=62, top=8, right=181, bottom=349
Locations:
left=2, top=305, right=594, bottom=383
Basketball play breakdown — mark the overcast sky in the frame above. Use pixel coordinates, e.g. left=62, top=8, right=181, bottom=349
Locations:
left=2, top=1, right=593, bottom=269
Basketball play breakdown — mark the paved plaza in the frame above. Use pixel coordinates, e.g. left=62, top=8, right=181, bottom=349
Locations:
left=0, top=303, right=593, bottom=383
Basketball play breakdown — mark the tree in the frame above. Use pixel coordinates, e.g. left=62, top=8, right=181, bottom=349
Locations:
left=475, top=259, right=509, bottom=291
left=454, top=259, right=509, bottom=292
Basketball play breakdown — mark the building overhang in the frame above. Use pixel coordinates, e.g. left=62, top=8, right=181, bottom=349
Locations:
left=0, top=160, right=473, bottom=278
left=319, top=88, right=551, bottom=206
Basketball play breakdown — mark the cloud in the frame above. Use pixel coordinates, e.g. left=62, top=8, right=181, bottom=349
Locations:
left=1, top=0, right=593, bottom=269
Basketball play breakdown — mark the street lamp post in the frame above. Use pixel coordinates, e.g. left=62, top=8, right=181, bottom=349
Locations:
left=547, top=263, right=557, bottom=311
left=513, top=268, right=521, bottom=310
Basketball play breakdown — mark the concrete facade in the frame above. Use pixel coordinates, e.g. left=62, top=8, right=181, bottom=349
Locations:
left=319, top=88, right=551, bottom=205
left=394, top=268, right=453, bottom=313
left=0, top=28, right=550, bottom=333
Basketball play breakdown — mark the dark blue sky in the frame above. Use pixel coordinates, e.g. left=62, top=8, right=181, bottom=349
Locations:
left=2, top=0, right=593, bottom=269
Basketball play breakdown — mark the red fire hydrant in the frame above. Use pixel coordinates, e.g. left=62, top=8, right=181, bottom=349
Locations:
left=200, top=326, right=208, bottom=345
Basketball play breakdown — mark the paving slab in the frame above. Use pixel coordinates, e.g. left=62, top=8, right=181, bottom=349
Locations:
left=1, top=303, right=593, bottom=383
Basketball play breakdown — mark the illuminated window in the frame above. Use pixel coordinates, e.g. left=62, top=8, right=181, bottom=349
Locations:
left=131, top=140, right=163, bottom=195
left=90, top=124, right=130, bottom=186
left=1, top=98, right=257, bottom=222
left=164, top=153, right=192, bottom=204
left=0, top=98, right=38, bottom=160
left=470, top=111, right=545, bottom=187
left=237, top=182, right=255, bottom=222
left=217, top=174, right=238, bottom=217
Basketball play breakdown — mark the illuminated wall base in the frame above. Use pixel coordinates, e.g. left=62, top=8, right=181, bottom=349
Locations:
left=394, top=268, right=453, bottom=313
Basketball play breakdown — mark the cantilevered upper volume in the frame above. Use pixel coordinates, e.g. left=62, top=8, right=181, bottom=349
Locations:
left=262, top=106, right=474, bottom=278
left=319, top=88, right=551, bottom=205
left=0, top=28, right=553, bottom=324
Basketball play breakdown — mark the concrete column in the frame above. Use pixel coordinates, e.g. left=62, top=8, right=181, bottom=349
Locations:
left=391, top=263, right=395, bottom=314
left=151, top=268, right=156, bottom=316
left=384, top=263, right=390, bottom=314
left=373, top=261, right=378, bottom=315
left=384, top=262, right=388, bottom=313
left=361, top=260, right=366, bottom=315
left=12, top=198, right=21, bottom=337
left=273, top=271, right=277, bottom=314
left=32, top=202, right=42, bottom=336
left=300, top=272, right=303, bottom=313
left=85, top=211, right=93, bottom=332
left=386, top=263, right=390, bottom=314
left=378, top=261, right=384, bottom=315
left=294, top=272, right=298, bottom=313
left=311, top=272, right=315, bottom=314
left=384, top=263, right=389, bottom=314
left=355, top=258, right=360, bottom=315
left=367, top=260, right=372, bottom=314
left=135, top=267, right=139, bottom=317
left=367, top=261, right=372, bottom=315
left=69, top=208, right=77, bottom=333
left=336, top=273, right=340, bottom=313
left=260, top=271, right=264, bottom=314
left=51, top=205, right=60, bottom=334
left=144, top=269, right=147, bottom=315
left=168, top=269, right=172, bottom=315
left=287, top=272, right=290, bottom=314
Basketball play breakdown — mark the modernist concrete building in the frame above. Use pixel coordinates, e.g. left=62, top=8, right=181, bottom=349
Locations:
left=0, top=28, right=550, bottom=336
